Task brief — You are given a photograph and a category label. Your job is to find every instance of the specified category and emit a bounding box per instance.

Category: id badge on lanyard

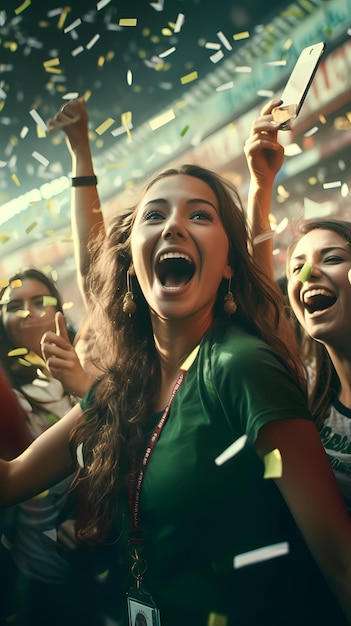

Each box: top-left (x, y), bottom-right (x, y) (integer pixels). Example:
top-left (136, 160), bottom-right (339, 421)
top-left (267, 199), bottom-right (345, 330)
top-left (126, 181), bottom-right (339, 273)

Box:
top-left (127, 586), bottom-right (161, 626)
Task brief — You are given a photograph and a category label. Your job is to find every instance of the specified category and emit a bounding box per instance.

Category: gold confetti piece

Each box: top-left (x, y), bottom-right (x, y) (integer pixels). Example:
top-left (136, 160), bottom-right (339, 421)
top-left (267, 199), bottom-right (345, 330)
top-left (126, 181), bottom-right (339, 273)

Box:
top-left (0, 235), bottom-right (10, 243)
top-left (43, 57), bottom-right (60, 67)
top-left (233, 31), bottom-right (250, 40)
top-left (118, 18), bottom-right (137, 26)
top-left (11, 279), bottom-right (22, 289)
top-left (57, 7), bottom-right (71, 29)
top-left (34, 490), bottom-right (49, 499)
top-left (8, 348), bottom-right (28, 357)
top-left (149, 109), bottom-right (175, 130)
top-left (263, 448), bottom-right (282, 479)
top-left (180, 124), bottom-right (189, 137)
top-left (16, 310), bottom-right (30, 319)
top-left (25, 222), bottom-right (38, 234)
top-left (95, 117), bottom-right (115, 135)
top-left (297, 261), bottom-right (312, 283)
top-left (44, 67), bottom-right (62, 75)
top-left (180, 345), bottom-right (200, 371)
top-left (42, 296), bottom-right (58, 307)
top-left (208, 614), bottom-right (227, 626)
top-left (62, 301), bottom-right (74, 310)
top-left (96, 569), bottom-right (109, 582)
top-left (24, 352), bottom-right (47, 368)
top-left (37, 126), bottom-right (46, 139)
top-left (0, 278), bottom-right (9, 288)
top-left (77, 442), bottom-right (84, 468)
top-left (18, 357), bottom-right (31, 366)
top-left (234, 542), bottom-right (289, 569)
top-left (180, 71), bottom-right (198, 85)
top-left (121, 111), bottom-right (132, 140)
top-left (319, 114), bottom-right (327, 124)
top-left (14, 0), bottom-right (31, 15)
top-left (215, 434), bottom-right (247, 466)
top-left (11, 174), bottom-right (20, 186)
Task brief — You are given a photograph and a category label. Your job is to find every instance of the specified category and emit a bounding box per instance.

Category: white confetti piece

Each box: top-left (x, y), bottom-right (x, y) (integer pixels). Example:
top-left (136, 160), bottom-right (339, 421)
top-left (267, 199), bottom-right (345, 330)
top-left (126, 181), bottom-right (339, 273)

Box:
top-left (257, 89), bottom-right (274, 98)
top-left (149, 109), bottom-right (175, 130)
top-left (323, 180), bottom-right (342, 189)
top-left (32, 151), bottom-right (49, 167)
top-left (86, 34), bottom-right (101, 50)
top-left (303, 126), bottom-right (319, 137)
top-left (150, 0), bottom-right (164, 10)
top-left (64, 18), bottom-right (82, 33)
top-left (77, 442), bottom-right (84, 468)
top-left (20, 126), bottom-right (29, 138)
top-left (210, 50), bottom-right (224, 64)
top-left (235, 66), bottom-right (252, 73)
top-left (42, 528), bottom-right (57, 542)
top-left (234, 542), bottom-right (289, 569)
top-left (253, 230), bottom-right (274, 245)
top-left (205, 42), bottom-right (221, 50)
top-left (217, 31), bottom-right (232, 50)
top-left (173, 12), bottom-right (185, 33)
top-left (215, 434), bottom-right (247, 466)
top-left (62, 92), bottom-right (79, 100)
top-left (111, 122), bottom-right (133, 136)
top-left (127, 69), bottom-right (133, 85)
top-left (284, 143), bottom-right (302, 157)
top-left (97, 0), bottom-right (111, 9)
top-left (72, 46), bottom-right (84, 57)
top-left (29, 109), bottom-right (47, 131)
top-left (348, 269), bottom-right (351, 285)
top-left (158, 46), bottom-right (176, 58)
top-left (216, 81), bottom-right (234, 92)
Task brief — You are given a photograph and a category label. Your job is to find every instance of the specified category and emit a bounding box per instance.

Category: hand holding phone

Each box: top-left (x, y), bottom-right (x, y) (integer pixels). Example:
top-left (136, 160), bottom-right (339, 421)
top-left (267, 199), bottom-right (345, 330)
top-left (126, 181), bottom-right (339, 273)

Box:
top-left (273, 42), bottom-right (326, 130)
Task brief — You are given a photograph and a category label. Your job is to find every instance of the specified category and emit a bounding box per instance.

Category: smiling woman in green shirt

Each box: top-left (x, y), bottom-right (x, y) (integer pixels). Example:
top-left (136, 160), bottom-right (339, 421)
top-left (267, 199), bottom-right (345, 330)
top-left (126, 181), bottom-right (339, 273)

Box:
top-left (1, 164), bottom-right (351, 626)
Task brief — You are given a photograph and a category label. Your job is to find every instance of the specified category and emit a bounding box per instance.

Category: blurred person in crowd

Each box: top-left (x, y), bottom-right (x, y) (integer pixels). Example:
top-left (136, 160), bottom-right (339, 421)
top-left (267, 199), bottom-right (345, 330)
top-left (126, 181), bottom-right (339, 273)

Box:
top-left (0, 267), bottom-right (105, 626)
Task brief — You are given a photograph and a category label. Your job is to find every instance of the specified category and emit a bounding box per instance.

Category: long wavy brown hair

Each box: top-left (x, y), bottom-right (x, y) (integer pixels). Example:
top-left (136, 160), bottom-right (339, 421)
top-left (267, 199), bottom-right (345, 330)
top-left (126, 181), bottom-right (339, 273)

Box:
top-left (70, 164), bottom-right (306, 544)
top-left (286, 218), bottom-right (351, 427)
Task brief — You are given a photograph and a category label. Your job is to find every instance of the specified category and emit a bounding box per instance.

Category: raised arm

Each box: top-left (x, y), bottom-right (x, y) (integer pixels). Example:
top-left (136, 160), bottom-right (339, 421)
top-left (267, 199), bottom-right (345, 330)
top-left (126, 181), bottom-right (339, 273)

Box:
top-left (47, 98), bottom-right (105, 307)
top-left (0, 403), bottom-right (81, 506)
top-left (244, 99), bottom-right (283, 280)
top-left (256, 417), bottom-right (351, 623)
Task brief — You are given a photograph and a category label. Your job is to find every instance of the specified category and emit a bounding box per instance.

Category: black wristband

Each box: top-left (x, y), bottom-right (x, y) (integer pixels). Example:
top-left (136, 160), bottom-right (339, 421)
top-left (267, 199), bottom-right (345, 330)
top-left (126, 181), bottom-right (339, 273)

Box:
top-left (71, 175), bottom-right (98, 187)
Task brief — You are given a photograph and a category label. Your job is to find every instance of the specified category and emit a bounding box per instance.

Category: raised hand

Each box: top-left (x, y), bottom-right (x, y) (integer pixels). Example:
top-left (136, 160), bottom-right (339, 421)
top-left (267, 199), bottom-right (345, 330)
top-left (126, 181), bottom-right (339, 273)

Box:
top-left (41, 312), bottom-right (94, 399)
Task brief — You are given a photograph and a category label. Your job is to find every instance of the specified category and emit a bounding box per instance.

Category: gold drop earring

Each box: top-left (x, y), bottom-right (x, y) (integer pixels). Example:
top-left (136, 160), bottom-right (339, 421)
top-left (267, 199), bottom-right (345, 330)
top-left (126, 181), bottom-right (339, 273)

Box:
top-left (122, 269), bottom-right (137, 316)
top-left (223, 276), bottom-right (237, 316)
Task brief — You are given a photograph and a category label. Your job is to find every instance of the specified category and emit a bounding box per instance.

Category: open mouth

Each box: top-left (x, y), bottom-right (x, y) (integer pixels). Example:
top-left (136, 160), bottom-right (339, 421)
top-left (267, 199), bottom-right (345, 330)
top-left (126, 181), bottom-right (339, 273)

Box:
top-left (156, 252), bottom-right (195, 289)
top-left (303, 288), bottom-right (337, 314)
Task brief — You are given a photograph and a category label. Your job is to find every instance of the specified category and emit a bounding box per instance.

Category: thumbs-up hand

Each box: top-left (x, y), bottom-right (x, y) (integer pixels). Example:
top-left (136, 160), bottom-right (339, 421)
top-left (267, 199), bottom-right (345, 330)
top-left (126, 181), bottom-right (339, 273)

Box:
top-left (41, 312), bottom-right (94, 399)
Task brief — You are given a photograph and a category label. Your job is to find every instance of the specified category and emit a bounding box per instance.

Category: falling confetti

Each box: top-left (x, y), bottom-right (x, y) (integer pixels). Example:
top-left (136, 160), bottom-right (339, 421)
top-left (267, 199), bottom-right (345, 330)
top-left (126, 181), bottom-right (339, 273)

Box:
top-left (234, 542), bottom-right (289, 568)
top-left (149, 109), bottom-right (175, 130)
top-left (180, 71), bottom-right (198, 85)
top-left (263, 448), bottom-right (282, 479)
top-left (77, 442), bottom-right (84, 468)
top-left (215, 435), bottom-right (248, 466)
top-left (297, 261), bottom-right (312, 283)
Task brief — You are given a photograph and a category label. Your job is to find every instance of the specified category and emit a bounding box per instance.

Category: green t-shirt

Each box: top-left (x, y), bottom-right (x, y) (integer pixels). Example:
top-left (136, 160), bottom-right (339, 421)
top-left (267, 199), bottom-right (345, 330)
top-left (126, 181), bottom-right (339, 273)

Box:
top-left (81, 324), bottom-right (346, 626)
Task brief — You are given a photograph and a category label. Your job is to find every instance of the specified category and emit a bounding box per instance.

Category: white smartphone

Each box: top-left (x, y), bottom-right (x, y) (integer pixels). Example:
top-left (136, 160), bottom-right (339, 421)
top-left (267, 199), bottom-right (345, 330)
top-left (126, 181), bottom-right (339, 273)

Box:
top-left (273, 42), bottom-right (326, 130)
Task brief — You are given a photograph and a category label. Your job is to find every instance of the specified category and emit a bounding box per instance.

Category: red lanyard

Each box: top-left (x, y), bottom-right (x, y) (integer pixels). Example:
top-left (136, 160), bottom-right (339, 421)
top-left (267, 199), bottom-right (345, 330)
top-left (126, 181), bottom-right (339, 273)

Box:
top-left (128, 370), bottom-right (186, 544)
